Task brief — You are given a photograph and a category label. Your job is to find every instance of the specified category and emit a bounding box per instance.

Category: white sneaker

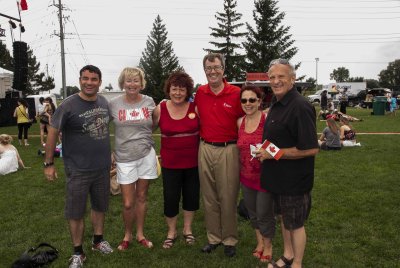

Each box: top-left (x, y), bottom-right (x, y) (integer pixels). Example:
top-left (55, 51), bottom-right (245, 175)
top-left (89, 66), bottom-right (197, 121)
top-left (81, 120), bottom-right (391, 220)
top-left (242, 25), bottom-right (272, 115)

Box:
top-left (69, 254), bottom-right (86, 268)
top-left (92, 240), bottom-right (113, 254)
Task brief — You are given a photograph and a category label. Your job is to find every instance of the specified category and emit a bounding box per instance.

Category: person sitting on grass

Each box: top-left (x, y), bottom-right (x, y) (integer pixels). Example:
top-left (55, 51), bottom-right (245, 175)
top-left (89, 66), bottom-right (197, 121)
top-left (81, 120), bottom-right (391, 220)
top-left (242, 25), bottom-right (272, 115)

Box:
top-left (0, 134), bottom-right (29, 175)
top-left (326, 110), bottom-right (362, 122)
top-left (318, 118), bottom-right (341, 150)
top-left (318, 109), bottom-right (330, 120)
top-left (339, 117), bottom-right (361, 147)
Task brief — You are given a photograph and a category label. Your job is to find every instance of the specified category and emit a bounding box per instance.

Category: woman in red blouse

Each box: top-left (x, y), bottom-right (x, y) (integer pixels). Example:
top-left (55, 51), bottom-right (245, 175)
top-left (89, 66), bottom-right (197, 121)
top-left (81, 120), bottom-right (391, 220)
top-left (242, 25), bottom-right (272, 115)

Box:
top-left (237, 85), bottom-right (275, 263)
top-left (153, 71), bottom-right (200, 249)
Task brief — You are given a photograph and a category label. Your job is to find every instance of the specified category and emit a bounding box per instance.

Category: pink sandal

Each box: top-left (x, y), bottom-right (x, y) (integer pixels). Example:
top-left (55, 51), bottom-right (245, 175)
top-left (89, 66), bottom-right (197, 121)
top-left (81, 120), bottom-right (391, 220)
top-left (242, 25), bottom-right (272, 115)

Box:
top-left (259, 254), bottom-right (272, 263)
top-left (117, 240), bottom-right (130, 251)
top-left (137, 238), bottom-right (153, 248)
top-left (252, 249), bottom-right (263, 259)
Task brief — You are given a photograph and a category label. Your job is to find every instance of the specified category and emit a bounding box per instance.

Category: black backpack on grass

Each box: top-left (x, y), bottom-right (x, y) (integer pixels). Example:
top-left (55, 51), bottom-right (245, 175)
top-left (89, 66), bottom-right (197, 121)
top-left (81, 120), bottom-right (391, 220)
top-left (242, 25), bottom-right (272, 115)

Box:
top-left (11, 243), bottom-right (59, 268)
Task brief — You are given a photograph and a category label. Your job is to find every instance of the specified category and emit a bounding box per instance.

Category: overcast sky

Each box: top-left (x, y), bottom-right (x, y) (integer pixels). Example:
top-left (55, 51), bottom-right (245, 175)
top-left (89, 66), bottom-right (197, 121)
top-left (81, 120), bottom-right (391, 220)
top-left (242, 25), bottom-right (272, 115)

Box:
top-left (1, 0), bottom-right (399, 93)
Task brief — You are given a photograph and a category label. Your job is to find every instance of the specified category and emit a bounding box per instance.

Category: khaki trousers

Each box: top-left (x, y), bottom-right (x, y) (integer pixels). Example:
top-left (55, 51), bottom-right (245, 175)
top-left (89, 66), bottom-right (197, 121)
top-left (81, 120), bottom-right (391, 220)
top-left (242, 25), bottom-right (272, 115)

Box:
top-left (198, 141), bottom-right (240, 246)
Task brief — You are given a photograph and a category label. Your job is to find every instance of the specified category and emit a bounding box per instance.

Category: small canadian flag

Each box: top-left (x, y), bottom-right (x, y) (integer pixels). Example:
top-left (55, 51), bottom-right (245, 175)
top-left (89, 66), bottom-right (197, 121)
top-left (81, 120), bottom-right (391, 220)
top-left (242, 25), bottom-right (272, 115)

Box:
top-left (260, 139), bottom-right (284, 160)
top-left (18, 0), bottom-right (28, 11)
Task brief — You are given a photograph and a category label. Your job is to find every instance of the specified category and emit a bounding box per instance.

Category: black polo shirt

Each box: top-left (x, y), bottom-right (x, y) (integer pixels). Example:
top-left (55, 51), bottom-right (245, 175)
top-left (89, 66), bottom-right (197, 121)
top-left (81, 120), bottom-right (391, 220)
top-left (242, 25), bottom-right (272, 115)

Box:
top-left (261, 88), bottom-right (318, 195)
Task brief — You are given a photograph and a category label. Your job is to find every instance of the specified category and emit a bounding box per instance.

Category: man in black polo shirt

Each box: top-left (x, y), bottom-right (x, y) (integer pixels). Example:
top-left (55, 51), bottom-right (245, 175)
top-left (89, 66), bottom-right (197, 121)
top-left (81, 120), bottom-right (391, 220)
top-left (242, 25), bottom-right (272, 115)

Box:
top-left (256, 59), bottom-right (318, 268)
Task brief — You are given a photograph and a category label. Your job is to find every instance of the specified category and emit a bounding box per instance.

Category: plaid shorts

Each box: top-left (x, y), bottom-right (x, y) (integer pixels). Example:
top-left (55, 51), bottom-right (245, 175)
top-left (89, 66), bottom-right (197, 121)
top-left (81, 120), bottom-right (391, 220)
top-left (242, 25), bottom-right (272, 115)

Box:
top-left (64, 167), bottom-right (110, 219)
top-left (274, 192), bottom-right (311, 230)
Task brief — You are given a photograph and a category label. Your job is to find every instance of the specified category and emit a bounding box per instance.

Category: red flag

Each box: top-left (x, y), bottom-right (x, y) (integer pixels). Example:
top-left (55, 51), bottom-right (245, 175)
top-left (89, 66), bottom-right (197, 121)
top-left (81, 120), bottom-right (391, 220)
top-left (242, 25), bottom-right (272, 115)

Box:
top-left (20, 0), bottom-right (28, 11)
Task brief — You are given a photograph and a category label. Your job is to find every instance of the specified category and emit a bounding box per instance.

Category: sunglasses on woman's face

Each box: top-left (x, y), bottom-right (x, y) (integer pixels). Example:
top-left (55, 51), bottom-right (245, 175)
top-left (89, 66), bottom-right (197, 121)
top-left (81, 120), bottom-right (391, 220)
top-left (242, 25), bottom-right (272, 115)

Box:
top-left (240, 98), bottom-right (258, 104)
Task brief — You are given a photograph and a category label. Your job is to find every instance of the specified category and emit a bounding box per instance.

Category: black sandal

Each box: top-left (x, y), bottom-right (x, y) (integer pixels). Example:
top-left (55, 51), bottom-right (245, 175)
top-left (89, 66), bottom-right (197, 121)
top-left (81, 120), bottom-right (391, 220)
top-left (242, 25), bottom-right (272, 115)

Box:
top-left (270, 255), bottom-right (294, 268)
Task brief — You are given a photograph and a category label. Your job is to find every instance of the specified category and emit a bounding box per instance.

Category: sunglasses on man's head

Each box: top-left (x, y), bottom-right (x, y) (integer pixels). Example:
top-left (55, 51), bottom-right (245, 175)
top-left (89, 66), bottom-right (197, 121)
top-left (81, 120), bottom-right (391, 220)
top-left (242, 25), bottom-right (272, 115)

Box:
top-left (240, 98), bottom-right (258, 104)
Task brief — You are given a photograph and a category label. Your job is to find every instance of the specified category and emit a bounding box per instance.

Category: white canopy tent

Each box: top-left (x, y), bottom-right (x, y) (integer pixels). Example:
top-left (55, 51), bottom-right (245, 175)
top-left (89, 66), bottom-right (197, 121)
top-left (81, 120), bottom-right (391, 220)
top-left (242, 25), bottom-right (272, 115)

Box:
top-left (0, 67), bottom-right (13, 98)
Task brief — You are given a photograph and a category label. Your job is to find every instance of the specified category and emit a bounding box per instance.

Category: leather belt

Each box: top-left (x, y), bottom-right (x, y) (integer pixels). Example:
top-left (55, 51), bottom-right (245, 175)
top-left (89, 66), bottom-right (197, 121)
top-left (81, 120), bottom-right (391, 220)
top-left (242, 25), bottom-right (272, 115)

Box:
top-left (201, 138), bottom-right (237, 147)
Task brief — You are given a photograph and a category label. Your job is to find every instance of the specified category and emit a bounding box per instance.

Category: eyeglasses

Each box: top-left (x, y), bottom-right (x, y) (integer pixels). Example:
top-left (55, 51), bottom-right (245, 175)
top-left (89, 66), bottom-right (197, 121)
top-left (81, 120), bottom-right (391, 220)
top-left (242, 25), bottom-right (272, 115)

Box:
top-left (240, 98), bottom-right (258, 104)
top-left (204, 65), bottom-right (224, 73)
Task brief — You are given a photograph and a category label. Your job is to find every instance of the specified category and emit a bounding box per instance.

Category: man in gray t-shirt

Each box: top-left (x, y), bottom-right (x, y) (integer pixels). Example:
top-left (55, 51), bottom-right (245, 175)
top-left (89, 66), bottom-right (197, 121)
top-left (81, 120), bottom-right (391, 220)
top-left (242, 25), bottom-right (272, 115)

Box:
top-left (44, 65), bottom-right (113, 268)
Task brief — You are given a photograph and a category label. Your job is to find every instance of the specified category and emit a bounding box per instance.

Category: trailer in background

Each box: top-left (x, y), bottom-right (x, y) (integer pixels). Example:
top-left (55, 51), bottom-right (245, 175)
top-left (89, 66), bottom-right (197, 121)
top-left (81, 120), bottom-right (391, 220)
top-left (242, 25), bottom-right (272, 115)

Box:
top-left (322, 82), bottom-right (367, 106)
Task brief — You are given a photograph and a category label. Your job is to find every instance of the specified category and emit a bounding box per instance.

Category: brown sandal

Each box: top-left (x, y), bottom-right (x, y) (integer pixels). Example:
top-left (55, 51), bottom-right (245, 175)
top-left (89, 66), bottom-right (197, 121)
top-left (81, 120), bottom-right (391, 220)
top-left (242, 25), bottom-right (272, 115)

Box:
top-left (183, 233), bottom-right (196, 245)
top-left (162, 237), bottom-right (177, 249)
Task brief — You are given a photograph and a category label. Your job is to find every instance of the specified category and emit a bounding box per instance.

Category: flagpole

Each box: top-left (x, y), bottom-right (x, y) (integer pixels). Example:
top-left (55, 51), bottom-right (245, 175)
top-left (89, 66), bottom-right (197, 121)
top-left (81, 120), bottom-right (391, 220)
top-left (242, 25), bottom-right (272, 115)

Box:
top-left (16, 1), bottom-right (22, 40)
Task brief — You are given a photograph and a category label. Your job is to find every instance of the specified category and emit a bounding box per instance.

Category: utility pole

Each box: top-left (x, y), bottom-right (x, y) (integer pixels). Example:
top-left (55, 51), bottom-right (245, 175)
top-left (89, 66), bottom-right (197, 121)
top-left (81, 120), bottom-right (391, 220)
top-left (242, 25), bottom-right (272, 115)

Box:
top-left (52, 0), bottom-right (67, 99)
top-left (315, 57), bottom-right (319, 90)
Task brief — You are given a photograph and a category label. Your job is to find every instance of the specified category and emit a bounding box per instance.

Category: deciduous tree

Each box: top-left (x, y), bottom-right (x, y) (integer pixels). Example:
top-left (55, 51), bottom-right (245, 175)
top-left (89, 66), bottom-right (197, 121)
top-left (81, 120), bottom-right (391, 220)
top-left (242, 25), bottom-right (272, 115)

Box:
top-left (379, 59), bottom-right (400, 89)
top-left (348, 77), bottom-right (364, 82)
top-left (60, 86), bottom-right (79, 97)
top-left (330, 67), bottom-right (350, 82)
top-left (365, 79), bottom-right (380, 89)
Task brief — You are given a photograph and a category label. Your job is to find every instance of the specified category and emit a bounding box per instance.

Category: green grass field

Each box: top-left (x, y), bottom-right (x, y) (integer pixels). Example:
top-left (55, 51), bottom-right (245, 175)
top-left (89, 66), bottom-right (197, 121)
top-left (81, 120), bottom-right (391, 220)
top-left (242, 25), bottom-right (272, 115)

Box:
top-left (1, 107), bottom-right (399, 267)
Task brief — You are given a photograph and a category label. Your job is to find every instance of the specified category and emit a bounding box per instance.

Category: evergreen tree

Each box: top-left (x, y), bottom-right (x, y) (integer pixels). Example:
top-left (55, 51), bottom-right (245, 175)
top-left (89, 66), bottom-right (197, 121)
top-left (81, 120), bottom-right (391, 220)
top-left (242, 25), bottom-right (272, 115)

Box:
top-left (35, 73), bottom-right (55, 93)
top-left (0, 41), bottom-right (13, 71)
top-left (0, 42), bottom-right (54, 95)
top-left (26, 46), bottom-right (55, 95)
top-left (139, 15), bottom-right (182, 104)
top-left (26, 46), bottom-right (41, 94)
top-left (243, 0), bottom-right (298, 73)
top-left (204, 0), bottom-right (247, 81)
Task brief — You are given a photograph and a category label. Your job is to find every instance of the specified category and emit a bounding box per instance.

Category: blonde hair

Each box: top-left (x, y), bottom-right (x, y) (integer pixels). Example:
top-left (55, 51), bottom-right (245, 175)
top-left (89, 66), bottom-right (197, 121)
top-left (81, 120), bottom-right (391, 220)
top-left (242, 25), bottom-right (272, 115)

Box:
top-left (326, 118), bottom-right (339, 135)
top-left (0, 134), bottom-right (13, 145)
top-left (118, 67), bottom-right (146, 90)
top-left (340, 116), bottom-right (353, 130)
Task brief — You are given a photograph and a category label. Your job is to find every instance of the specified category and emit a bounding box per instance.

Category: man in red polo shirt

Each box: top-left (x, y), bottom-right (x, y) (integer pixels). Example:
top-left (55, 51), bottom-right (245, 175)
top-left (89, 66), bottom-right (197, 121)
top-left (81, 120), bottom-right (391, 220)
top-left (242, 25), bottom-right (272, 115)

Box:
top-left (195, 53), bottom-right (244, 257)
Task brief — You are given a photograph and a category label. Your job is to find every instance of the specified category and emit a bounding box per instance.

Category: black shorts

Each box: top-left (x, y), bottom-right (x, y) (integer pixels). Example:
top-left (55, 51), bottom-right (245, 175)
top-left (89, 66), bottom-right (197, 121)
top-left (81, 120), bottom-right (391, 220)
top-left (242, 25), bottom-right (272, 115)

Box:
top-left (162, 167), bottom-right (200, 218)
top-left (64, 167), bottom-right (110, 219)
top-left (274, 192), bottom-right (311, 230)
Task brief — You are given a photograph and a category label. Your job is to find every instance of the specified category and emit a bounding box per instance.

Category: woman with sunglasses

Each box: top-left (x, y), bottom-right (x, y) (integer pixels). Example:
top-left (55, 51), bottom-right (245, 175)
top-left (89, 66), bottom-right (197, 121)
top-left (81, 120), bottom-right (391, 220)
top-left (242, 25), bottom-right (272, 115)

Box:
top-left (237, 85), bottom-right (275, 263)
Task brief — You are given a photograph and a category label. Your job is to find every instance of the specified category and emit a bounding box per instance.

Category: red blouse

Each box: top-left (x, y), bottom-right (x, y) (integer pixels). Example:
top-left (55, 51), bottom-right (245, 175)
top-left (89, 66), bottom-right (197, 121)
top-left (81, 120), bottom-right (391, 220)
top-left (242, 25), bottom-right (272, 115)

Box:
top-left (159, 101), bottom-right (199, 169)
top-left (237, 113), bottom-right (267, 192)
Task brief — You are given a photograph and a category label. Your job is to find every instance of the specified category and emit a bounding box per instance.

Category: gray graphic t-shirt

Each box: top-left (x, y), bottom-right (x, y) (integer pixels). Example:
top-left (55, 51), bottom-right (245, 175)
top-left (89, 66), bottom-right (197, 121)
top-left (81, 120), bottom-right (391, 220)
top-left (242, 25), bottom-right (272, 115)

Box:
top-left (109, 94), bottom-right (155, 162)
top-left (51, 93), bottom-right (111, 171)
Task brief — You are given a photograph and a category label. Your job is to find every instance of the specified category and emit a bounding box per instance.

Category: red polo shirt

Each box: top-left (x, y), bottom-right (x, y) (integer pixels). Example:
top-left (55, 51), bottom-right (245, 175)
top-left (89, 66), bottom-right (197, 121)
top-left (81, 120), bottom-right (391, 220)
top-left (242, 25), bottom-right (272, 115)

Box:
top-left (195, 80), bottom-right (244, 142)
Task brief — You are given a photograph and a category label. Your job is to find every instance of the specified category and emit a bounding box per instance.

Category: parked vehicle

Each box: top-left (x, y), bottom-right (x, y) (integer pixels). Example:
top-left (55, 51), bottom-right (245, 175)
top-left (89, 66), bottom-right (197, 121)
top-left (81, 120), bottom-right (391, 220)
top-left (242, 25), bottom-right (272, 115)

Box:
top-left (307, 89), bottom-right (333, 103)
top-left (322, 82), bottom-right (367, 107)
top-left (360, 88), bottom-right (391, 108)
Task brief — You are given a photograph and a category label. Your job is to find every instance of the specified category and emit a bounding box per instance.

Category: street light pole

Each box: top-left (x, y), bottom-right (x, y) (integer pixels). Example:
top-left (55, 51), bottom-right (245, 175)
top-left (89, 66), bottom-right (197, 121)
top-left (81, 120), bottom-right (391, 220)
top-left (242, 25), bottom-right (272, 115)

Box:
top-left (315, 57), bottom-right (319, 90)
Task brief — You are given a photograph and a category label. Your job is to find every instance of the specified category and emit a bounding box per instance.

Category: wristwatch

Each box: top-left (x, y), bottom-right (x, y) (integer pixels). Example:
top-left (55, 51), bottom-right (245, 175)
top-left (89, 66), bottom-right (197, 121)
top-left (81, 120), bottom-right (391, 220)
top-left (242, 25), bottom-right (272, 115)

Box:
top-left (43, 162), bottom-right (54, 168)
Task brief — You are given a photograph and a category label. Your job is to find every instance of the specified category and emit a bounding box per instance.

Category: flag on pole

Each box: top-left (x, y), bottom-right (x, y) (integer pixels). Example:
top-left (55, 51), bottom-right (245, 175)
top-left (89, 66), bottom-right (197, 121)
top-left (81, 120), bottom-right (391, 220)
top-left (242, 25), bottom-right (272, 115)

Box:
top-left (260, 139), bottom-right (284, 160)
top-left (18, 0), bottom-right (28, 11)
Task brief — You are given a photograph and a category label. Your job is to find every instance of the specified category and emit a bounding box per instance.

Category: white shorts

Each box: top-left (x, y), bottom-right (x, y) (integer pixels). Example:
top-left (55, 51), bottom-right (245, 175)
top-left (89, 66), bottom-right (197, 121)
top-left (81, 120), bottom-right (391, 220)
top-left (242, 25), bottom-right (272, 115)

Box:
top-left (116, 147), bottom-right (158, 184)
